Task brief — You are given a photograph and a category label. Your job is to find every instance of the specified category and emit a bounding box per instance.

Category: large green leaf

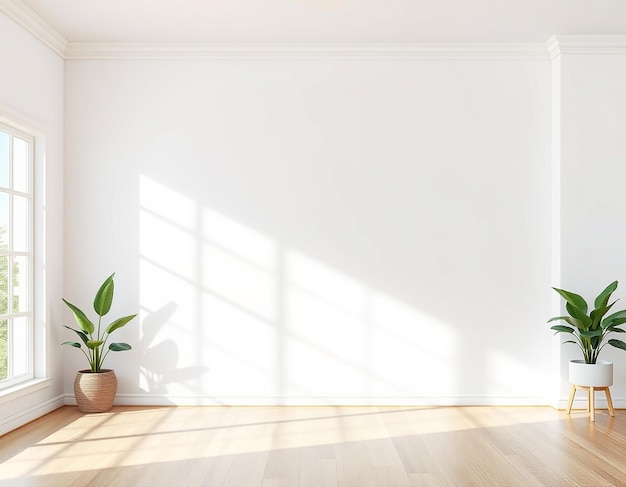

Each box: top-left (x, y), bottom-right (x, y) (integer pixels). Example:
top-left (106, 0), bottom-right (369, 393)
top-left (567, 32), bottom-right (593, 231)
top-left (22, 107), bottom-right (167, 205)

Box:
top-left (550, 325), bottom-right (574, 333)
top-left (566, 303), bottom-right (591, 328)
top-left (590, 301), bottom-right (615, 329)
top-left (109, 342), bottom-right (131, 351)
top-left (63, 325), bottom-right (89, 346)
top-left (606, 317), bottom-right (626, 327)
top-left (553, 287), bottom-right (588, 314)
top-left (62, 299), bottom-right (95, 334)
top-left (607, 326), bottom-right (626, 333)
top-left (594, 281), bottom-right (618, 309)
top-left (608, 339), bottom-right (626, 351)
top-left (62, 341), bottom-right (82, 348)
top-left (93, 273), bottom-right (115, 317)
top-left (86, 340), bottom-right (104, 349)
top-left (601, 310), bottom-right (626, 328)
top-left (548, 316), bottom-right (576, 326)
top-left (579, 328), bottom-right (602, 338)
top-left (105, 314), bottom-right (137, 334)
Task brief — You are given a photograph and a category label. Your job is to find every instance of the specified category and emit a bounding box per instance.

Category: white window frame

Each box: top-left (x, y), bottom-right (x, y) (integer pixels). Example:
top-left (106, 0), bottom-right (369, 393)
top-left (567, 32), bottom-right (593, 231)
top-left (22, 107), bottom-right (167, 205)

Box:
top-left (0, 120), bottom-right (34, 390)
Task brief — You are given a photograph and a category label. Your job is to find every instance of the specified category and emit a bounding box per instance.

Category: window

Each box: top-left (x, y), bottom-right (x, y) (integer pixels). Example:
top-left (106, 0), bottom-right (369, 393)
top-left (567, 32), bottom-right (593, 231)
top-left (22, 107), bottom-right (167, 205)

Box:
top-left (0, 121), bottom-right (33, 389)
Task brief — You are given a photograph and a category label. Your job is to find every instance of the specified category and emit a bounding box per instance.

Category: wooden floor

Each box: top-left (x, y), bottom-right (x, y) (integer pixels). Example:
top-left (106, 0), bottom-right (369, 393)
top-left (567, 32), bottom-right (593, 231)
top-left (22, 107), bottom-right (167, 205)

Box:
top-left (0, 406), bottom-right (625, 486)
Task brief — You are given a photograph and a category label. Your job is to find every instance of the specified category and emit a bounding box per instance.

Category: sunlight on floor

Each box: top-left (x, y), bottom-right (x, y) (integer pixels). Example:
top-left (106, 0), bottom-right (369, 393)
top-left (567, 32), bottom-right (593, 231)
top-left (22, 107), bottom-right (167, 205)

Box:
top-left (0, 406), bottom-right (570, 480)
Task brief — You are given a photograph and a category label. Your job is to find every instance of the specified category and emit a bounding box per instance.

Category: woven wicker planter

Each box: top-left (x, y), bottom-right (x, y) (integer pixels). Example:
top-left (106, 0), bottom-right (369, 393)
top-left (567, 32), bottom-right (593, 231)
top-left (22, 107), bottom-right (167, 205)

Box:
top-left (74, 369), bottom-right (118, 413)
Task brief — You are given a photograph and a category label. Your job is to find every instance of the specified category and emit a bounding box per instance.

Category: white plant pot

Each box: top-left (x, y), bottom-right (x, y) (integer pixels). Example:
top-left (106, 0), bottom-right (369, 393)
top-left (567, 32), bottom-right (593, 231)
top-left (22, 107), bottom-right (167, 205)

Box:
top-left (569, 360), bottom-right (613, 387)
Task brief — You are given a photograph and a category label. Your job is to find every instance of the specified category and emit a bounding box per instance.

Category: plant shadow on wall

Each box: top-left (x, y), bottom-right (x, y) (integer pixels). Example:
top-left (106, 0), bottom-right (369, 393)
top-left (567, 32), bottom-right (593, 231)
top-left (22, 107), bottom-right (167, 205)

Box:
top-left (138, 301), bottom-right (210, 396)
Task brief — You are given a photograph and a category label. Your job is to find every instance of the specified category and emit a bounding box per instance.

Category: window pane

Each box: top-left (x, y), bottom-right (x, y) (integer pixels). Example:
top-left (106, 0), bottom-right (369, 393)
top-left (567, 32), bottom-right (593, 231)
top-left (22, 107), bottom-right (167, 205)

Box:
top-left (0, 319), bottom-right (6, 380)
top-left (13, 136), bottom-right (29, 193)
top-left (12, 317), bottom-right (27, 376)
top-left (12, 256), bottom-right (28, 313)
top-left (12, 195), bottom-right (28, 252)
top-left (0, 121), bottom-right (33, 389)
top-left (0, 192), bottom-right (7, 251)
top-left (0, 131), bottom-right (8, 189)
top-left (0, 255), bottom-right (7, 315)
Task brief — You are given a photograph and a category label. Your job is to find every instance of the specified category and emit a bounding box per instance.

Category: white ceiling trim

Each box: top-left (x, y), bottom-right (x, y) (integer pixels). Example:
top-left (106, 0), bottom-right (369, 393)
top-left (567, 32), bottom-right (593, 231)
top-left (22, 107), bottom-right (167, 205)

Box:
top-left (547, 35), bottom-right (626, 59)
top-left (0, 0), bottom-right (66, 57)
top-left (3, 0), bottom-right (626, 62)
top-left (0, 0), bottom-right (549, 61)
top-left (64, 42), bottom-right (550, 60)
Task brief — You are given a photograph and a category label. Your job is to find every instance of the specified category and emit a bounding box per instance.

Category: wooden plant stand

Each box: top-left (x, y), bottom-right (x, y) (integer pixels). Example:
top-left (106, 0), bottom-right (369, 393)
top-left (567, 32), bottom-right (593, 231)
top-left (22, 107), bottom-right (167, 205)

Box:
top-left (566, 384), bottom-right (615, 422)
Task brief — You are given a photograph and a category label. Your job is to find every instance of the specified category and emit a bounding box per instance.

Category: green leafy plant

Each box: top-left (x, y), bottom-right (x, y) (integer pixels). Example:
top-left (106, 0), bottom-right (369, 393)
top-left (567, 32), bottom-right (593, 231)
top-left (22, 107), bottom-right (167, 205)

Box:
top-left (62, 273), bottom-right (137, 373)
top-left (549, 281), bottom-right (626, 364)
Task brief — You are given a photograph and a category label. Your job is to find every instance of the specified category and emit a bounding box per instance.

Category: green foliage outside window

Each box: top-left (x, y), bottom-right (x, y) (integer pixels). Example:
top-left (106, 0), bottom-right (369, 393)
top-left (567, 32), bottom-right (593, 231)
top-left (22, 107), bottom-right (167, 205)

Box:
top-left (0, 225), bottom-right (6, 379)
top-left (0, 226), bottom-right (19, 380)
top-left (0, 321), bottom-right (6, 380)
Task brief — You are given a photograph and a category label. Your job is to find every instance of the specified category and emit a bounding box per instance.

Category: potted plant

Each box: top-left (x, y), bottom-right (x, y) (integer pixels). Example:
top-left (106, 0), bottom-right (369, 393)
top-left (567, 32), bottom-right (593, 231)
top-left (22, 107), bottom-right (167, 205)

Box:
top-left (62, 273), bottom-right (137, 412)
top-left (549, 280), bottom-right (626, 366)
top-left (549, 281), bottom-right (626, 419)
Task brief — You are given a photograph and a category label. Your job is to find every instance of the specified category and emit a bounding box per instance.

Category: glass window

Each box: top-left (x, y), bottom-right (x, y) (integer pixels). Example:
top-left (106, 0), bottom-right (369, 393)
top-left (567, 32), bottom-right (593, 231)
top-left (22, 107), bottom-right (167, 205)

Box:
top-left (0, 122), bottom-right (33, 388)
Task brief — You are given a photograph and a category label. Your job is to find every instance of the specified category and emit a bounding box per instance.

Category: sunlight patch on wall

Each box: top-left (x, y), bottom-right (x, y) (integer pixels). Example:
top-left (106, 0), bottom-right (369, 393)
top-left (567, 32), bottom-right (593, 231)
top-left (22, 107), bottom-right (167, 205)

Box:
top-left (285, 251), bottom-right (368, 395)
top-left (138, 174), bottom-right (466, 402)
top-left (139, 176), bottom-right (205, 395)
top-left (201, 207), bottom-right (278, 322)
top-left (200, 206), bottom-right (279, 395)
top-left (369, 292), bottom-right (458, 396)
top-left (284, 251), bottom-right (458, 397)
top-left (140, 177), bottom-right (197, 279)
top-left (139, 175), bottom-right (279, 398)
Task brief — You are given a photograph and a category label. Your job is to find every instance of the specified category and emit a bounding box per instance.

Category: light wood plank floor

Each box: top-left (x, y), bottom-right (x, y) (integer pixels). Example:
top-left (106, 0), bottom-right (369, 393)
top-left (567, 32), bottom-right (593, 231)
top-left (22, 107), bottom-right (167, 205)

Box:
top-left (0, 405), bottom-right (624, 486)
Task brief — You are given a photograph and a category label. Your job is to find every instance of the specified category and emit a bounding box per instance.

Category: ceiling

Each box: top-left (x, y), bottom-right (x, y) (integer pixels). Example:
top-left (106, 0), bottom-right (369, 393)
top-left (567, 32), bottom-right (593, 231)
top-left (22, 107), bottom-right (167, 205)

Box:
top-left (15, 0), bottom-right (626, 45)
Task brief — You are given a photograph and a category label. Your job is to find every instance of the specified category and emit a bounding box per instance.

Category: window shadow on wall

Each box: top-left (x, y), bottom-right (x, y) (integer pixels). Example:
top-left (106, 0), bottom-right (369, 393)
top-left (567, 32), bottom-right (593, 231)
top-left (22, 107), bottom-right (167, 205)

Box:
top-left (138, 175), bottom-right (462, 403)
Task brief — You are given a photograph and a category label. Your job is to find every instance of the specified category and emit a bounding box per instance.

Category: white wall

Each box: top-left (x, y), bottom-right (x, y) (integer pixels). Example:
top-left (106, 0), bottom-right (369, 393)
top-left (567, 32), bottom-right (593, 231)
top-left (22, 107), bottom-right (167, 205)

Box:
top-left (0, 12), bottom-right (65, 433)
top-left (2, 3), bottom-right (625, 425)
top-left (64, 55), bottom-right (552, 405)
top-left (555, 47), bottom-right (626, 404)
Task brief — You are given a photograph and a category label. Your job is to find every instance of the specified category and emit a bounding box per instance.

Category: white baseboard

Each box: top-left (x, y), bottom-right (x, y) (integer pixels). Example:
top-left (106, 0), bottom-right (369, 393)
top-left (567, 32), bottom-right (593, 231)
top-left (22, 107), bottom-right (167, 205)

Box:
top-left (0, 395), bottom-right (65, 436)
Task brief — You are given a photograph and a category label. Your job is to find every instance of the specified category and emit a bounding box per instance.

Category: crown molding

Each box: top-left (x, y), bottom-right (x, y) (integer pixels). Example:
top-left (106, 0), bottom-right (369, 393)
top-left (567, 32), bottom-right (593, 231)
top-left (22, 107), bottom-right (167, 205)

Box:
top-left (0, 103), bottom-right (44, 134)
top-left (0, 0), bottom-right (67, 57)
top-left (547, 35), bottom-right (626, 59)
top-left (2, 2), bottom-right (625, 63)
top-left (64, 42), bottom-right (550, 60)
